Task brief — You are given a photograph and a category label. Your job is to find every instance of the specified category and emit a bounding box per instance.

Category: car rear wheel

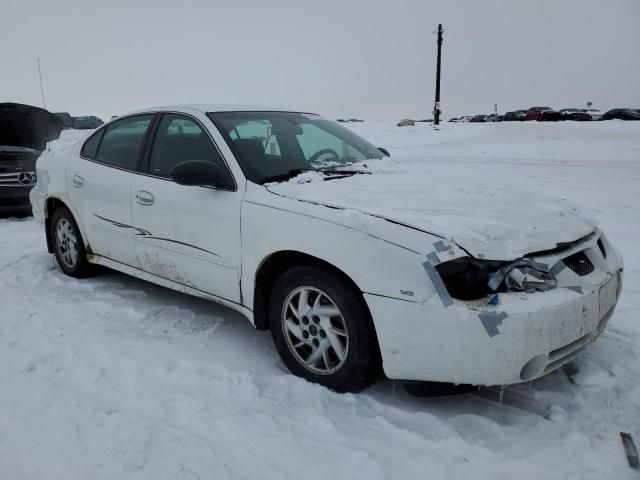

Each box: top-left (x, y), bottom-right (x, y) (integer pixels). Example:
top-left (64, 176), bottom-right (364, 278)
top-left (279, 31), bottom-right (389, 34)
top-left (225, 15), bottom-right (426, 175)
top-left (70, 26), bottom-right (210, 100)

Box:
top-left (51, 206), bottom-right (94, 278)
top-left (269, 265), bottom-right (379, 392)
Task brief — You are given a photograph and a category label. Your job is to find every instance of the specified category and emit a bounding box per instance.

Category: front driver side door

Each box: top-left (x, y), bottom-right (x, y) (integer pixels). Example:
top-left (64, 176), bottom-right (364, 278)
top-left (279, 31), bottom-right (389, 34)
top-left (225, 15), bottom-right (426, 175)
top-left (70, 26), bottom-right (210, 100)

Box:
top-left (131, 112), bottom-right (243, 303)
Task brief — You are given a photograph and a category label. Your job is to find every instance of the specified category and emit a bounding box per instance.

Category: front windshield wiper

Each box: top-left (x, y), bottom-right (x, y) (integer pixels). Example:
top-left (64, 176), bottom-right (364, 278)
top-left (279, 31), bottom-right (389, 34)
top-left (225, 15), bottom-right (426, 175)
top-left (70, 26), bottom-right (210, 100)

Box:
top-left (261, 168), bottom-right (369, 184)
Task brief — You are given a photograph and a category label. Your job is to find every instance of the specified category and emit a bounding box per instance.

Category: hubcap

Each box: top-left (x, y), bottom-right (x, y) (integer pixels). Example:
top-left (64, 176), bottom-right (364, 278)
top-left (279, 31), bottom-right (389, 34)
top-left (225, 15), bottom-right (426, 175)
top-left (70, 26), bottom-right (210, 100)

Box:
top-left (55, 218), bottom-right (79, 269)
top-left (282, 286), bottom-right (349, 375)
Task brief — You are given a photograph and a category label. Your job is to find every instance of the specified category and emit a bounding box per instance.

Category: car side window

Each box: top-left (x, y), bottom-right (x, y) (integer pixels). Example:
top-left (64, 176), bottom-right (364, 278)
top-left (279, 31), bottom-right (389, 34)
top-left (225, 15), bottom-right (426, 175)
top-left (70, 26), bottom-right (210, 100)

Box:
top-left (148, 114), bottom-right (227, 177)
top-left (94, 115), bottom-right (153, 170)
top-left (81, 130), bottom-right (103, 159)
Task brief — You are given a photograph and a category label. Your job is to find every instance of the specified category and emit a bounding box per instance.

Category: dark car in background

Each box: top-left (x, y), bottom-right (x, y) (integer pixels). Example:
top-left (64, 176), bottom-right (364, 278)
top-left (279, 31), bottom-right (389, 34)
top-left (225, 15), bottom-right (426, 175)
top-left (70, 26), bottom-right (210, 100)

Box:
top-left (559, 109), bottom-right (592, 121)
top-left (53, 112), bottom-right (76, 129)
top-left (470, 114), bottom-right (488, 122)
top-left (504, 110), bottom-right (527, 121)
top-left (0, 103), bottom-right (62, 214)
top-left (602, 108), bottom-right (640, 120)
top-left (73, 115), bottom-right (104, 129)
top-left (526, 106), bottom-right (561, 121)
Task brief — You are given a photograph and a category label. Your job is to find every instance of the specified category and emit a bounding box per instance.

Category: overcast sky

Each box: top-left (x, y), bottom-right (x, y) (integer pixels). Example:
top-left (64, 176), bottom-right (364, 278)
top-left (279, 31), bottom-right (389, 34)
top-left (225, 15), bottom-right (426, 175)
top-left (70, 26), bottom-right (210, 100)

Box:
top-left (1, 0), bottom-right (639, 120)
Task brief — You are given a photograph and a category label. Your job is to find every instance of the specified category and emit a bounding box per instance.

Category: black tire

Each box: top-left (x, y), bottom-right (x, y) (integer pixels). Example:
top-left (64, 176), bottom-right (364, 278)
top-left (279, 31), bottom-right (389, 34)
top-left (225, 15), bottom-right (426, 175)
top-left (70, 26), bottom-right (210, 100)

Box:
top-left (50, 206), bottom-right (95, 278)
top-left (269, 265), bottom-right (380, 392)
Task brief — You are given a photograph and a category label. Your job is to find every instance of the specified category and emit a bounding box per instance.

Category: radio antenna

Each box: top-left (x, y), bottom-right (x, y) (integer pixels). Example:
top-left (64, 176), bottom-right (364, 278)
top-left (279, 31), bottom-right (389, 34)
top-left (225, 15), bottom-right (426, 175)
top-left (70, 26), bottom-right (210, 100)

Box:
top-left (37, 58), bottom-right (47, 109)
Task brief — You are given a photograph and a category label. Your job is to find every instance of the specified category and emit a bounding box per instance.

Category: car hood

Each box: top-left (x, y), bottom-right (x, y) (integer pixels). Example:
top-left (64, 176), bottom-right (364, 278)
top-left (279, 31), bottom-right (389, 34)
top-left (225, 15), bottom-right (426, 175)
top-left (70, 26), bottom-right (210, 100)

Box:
top-left (0, 103), bottom-right (63, 151)
top-left (266, 168), bottom-right (597, 261)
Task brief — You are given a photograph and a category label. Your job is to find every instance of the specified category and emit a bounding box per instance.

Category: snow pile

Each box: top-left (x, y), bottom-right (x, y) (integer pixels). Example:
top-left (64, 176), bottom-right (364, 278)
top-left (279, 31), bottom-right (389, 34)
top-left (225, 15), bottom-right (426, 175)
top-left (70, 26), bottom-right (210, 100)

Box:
top-left (1, 121), bottom-right (639, 479)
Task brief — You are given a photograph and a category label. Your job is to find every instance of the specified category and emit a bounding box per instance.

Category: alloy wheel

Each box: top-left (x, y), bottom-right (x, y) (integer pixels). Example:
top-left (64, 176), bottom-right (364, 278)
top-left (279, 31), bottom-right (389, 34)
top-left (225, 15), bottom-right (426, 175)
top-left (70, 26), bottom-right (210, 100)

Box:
top-left (55, 218), bottom-right (79, 269)
top-left (281, 286), bottom-right (349, 375)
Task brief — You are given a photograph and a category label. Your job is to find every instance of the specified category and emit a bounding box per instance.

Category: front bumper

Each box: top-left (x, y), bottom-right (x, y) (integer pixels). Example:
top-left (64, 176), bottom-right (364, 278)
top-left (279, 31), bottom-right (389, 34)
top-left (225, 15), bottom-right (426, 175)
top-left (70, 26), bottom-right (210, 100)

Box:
top-left (365, 232), bottom-right (623, 386)
top-left (0, 185), bottom-right (33, 212)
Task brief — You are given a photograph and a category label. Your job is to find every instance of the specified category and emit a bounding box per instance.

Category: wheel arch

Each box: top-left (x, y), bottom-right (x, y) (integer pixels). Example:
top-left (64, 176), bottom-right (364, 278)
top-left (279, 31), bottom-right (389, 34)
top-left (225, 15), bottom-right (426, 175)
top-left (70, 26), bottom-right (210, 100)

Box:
top-left (252, 250), bottom-right (373, 332)
top-left (45, 196), bottom-right (91, 254)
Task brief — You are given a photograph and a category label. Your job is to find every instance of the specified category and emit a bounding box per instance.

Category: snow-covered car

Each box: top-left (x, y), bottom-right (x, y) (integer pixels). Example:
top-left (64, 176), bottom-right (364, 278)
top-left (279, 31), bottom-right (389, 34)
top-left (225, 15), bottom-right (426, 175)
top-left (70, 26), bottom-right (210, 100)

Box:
top-left (0, 103), bottom-right (62, 214)
top-left (585, 109), bottom-right (603, 121)
top-left (30, 105), bottom-right (624, 392)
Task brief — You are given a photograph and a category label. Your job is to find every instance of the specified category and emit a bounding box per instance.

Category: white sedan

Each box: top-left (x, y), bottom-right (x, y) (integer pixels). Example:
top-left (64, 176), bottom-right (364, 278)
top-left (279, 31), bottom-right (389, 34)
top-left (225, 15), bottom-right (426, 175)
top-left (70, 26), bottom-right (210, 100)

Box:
top-left (30, 104), bottom-right (623, 392)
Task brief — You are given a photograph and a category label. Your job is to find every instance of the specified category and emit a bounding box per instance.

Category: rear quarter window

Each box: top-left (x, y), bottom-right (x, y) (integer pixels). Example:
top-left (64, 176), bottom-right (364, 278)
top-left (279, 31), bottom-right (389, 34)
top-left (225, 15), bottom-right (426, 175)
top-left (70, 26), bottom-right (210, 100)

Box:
top-left (81, 130), bottom-right (103, 158)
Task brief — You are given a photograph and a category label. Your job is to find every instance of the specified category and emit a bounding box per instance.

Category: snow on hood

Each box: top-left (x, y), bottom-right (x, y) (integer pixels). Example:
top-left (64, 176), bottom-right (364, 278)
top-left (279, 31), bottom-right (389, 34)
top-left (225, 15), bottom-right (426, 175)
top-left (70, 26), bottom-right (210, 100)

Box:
top-left (0, 103), bottom-right (63, 151)
top-left (267, 160), bottom-right (597, 260)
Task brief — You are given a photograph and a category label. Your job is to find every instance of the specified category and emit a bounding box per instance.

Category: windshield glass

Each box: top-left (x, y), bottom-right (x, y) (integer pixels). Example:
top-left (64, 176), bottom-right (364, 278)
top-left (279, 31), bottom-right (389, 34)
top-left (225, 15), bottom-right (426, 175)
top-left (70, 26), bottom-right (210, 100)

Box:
top-left (208, 111), bottom-right (384, 183)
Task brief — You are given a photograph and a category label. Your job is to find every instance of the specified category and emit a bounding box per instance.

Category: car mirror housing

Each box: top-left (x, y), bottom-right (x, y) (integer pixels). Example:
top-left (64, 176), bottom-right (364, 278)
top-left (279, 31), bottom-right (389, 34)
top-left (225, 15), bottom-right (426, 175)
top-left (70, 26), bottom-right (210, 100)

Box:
top-left (170, 160), bottom-right (234, 190)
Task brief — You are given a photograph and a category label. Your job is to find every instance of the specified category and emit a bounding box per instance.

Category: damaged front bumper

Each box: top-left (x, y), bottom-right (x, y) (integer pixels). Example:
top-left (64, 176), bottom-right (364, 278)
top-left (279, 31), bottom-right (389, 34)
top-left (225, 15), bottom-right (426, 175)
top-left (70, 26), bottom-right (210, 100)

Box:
top-left (364, 231), bottom-right (623, 386)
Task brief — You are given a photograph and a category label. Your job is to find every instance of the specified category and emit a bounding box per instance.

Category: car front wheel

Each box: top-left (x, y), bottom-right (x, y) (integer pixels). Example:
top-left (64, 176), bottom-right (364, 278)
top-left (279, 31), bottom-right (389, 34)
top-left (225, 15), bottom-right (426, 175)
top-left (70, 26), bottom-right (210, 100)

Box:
top-left (269, 265), bottom-right (379, 392)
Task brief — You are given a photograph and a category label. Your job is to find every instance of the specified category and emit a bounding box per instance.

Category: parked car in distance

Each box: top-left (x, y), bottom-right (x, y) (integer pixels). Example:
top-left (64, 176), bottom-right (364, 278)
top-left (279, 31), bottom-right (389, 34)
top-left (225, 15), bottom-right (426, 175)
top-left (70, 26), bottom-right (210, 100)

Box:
top-left (73, 115), bottom-right (104, 129)
top-left (53, 112), bottom-right (76, 129)
top-left (470, 114), bottom-right (487, 122)
top-left (602, 108), bottom-right (640, 120)
top-left (504, 110), bottom-right (527, 121)
top-left (0, 103), bottom-right (62, 214)
top-left (559, 109), bottom-right (592, 121)
top-left (397, 119), bottom-right (415, 127)
top-left (526, 107), bottom-right (561, 121)
top-left (30, 104), bottom-right (623, 392)
top-left (484, 114), bottom-right (504, 122)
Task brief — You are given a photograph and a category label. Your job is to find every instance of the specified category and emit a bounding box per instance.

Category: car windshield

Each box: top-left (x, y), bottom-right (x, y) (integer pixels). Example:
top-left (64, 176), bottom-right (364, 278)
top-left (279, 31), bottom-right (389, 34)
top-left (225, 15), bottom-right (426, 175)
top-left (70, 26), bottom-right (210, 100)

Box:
top-left (208, 111), bottom-right (384, 183)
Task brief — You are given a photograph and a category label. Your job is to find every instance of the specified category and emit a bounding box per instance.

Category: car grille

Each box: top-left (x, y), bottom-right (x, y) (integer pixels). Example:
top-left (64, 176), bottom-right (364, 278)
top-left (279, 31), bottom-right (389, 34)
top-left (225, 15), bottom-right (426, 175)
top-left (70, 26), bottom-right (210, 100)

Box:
top-left (563, 251), bottom-right (594, 276)
top-left (0, 172), bottom-right (36, 187)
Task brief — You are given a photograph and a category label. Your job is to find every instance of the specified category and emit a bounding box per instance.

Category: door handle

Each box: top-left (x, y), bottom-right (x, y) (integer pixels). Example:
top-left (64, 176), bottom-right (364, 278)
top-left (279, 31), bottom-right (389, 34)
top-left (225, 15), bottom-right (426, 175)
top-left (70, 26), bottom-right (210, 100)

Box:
top-left (135, 190), bottom-right (154, 206)
top-left (72, 175), bottom-right (84, 188)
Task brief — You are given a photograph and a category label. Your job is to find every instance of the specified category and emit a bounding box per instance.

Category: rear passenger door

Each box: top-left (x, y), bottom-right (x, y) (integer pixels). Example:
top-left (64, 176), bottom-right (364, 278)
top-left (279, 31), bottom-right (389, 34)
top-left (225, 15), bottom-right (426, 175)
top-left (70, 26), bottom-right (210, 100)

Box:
top-left (131, 112), bottom-right (243, 302)
top-left (68, 114), bottom-right (155, 266)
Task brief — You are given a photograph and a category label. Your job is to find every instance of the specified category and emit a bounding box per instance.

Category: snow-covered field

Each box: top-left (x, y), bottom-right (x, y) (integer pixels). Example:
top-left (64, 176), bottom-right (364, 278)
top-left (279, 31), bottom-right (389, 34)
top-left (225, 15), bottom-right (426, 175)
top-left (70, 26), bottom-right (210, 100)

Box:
top-left (1, 121), bottom-right (639, 479)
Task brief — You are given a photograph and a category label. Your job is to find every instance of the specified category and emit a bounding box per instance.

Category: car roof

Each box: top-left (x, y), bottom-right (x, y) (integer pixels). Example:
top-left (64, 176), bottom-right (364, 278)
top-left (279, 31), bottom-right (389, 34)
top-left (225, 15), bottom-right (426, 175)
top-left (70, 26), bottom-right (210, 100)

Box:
top-left (126, 104), bottom-right (308, 115)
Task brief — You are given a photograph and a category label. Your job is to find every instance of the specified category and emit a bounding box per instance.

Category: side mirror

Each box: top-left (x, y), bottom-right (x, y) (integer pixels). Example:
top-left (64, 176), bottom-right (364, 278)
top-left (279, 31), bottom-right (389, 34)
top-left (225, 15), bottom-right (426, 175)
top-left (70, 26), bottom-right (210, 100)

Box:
top-left (170, 160), bottom-right (235, 190)
top-left (378, 147), bottom-right (390, 157)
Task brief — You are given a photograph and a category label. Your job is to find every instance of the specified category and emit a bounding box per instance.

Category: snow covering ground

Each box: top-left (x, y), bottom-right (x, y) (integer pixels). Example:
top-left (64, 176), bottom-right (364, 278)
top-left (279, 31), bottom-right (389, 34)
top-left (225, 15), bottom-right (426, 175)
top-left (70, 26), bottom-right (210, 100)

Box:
top-left (1, 121), bottom-right (639, 479)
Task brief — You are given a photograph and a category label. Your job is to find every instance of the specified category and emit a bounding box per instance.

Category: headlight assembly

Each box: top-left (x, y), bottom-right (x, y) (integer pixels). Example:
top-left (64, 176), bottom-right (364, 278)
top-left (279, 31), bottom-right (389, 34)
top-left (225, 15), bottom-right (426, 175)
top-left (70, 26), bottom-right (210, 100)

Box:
top-left (436, 257), bottom-right (507, 300)
top-left (436, 256), bottom-right (557, 300)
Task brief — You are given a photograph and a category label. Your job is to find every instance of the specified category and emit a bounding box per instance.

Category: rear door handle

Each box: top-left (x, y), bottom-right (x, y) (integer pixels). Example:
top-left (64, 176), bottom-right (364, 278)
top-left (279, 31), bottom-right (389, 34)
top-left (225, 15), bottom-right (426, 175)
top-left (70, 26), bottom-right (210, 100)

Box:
top-left (135, 190), bottom-right (154, 206)
top-left (72, 175), bottom-right (84, 188)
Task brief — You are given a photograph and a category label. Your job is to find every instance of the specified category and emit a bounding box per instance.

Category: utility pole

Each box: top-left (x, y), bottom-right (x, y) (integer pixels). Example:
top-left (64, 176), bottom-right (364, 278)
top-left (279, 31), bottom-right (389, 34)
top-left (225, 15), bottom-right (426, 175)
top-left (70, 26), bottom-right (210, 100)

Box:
top-left (37, 58), bottom-right (46, 109)
top-left (433, 24), bottom-right (443, 126)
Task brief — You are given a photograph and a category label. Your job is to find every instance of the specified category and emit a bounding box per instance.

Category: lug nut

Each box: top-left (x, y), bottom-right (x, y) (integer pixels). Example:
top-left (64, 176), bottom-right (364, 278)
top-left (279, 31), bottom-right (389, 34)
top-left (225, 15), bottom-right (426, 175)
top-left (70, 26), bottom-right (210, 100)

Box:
top-left (302, 331), bottom-right (309, 339)
top-left (301, 316), bottom-right (309, 325)
top-left (319, 329), bottom-right (326, 338)
top-left (312, 316), bottom-right (320, 324)
top-left (312, 338), bottom-right (320, 347)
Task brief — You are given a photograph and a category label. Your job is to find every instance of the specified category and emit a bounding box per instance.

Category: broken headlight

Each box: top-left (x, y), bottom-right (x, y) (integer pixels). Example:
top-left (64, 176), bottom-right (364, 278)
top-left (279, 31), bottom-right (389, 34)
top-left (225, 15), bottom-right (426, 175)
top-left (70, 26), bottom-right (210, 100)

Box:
top-left (436, 257), bottom-right (507, 300)
top-left (436, 257), bottom-right (557, 300)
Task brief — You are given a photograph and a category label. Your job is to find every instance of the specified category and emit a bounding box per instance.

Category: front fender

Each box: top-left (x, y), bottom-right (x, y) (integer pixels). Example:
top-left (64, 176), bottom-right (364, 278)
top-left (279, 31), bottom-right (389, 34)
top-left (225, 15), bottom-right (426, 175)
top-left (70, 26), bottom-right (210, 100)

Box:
top-left (241, 199), bottom-right (441, 309)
